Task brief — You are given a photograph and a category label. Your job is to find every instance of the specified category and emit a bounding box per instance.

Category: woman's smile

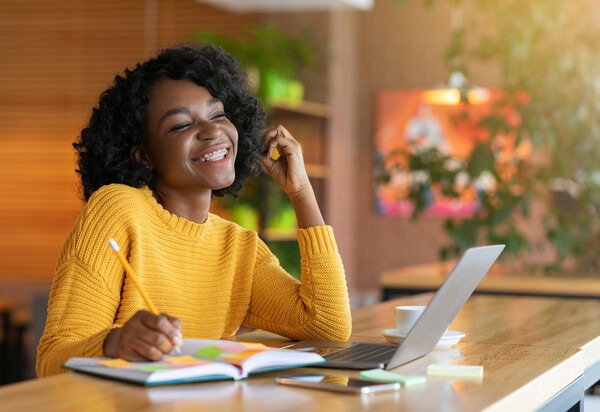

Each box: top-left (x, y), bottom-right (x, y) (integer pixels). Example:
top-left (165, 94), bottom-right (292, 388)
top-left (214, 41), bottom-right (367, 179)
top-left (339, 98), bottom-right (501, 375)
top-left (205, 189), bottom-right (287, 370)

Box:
top-left (196, 147), bottom-right (229, 162)
top-left (192, 144), bottom-right (231, 163)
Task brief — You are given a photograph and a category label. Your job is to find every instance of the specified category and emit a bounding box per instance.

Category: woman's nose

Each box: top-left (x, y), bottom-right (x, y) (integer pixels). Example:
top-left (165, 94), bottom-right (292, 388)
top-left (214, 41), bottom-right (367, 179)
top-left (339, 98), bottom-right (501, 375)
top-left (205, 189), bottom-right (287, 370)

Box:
top-left (195, 121), bottom-right (221, 140)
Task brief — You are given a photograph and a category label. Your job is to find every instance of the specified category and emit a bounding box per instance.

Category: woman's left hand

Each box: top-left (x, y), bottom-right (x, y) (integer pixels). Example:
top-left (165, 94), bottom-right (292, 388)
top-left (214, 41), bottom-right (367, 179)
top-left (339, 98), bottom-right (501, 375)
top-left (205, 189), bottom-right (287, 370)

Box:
top-left (260, 125), bottom-right (311, 198)
top-left (259, 125), bottom-right (325, 228)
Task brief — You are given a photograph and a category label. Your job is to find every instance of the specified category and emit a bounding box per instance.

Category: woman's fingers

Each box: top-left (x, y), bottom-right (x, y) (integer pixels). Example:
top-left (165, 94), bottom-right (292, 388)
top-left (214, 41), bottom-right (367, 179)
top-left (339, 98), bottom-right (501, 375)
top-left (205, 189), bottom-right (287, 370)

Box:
top-left (110, 310), bottom-right (182, 361)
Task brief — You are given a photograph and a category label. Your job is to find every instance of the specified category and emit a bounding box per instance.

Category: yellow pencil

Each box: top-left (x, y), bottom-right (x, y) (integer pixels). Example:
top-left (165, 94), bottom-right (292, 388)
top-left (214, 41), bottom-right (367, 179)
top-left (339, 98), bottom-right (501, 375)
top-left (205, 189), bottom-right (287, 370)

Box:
top-left (108, 238), bottom-right (182, 354)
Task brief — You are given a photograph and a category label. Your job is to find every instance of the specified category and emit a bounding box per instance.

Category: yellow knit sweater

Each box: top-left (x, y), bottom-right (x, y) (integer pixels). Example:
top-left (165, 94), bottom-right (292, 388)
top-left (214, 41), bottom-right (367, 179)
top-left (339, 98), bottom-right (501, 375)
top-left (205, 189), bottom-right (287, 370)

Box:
top-left (37, 184), bottom-right (351, 377)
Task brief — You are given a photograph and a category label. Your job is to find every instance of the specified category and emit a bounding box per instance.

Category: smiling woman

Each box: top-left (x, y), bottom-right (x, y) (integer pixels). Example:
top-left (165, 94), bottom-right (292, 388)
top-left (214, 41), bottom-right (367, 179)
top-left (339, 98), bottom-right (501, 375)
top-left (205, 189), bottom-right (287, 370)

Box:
top-left (131, 79), bottom-right (239, 222)
top-left (36, 44), bottom-right (351, 378)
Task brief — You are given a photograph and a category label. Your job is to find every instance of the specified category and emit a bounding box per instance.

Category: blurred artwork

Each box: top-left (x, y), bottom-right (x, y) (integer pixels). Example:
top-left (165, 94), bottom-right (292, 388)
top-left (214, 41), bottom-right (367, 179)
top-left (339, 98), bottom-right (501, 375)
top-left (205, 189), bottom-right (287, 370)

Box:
top-left (373, 88), bottom-right (520, 218)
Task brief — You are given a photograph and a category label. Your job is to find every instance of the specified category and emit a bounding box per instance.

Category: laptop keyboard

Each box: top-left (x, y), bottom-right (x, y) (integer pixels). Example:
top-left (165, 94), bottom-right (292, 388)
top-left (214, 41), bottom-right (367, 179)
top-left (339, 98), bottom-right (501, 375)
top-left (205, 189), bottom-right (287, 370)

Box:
top-left (322, 343), bottom-right (398, 362)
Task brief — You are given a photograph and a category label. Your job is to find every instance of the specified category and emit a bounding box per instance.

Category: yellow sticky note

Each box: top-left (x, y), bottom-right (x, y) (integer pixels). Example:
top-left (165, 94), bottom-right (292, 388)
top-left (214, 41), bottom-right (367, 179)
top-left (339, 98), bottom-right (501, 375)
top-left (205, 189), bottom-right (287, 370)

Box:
top-left (100, 358), bottom-right (133, 368)
top-left (166, 355), bottom-right (206, 365)
top-left (238, 342), bottom-right (267, 349)
top-left (224, 349), bottom-right (265, 363)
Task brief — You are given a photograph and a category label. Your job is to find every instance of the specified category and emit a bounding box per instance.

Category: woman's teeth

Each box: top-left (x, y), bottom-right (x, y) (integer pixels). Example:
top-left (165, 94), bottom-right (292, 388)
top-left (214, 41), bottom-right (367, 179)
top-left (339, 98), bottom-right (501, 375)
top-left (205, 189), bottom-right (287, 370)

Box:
top-left (201, 148), bottom-right (227, 162)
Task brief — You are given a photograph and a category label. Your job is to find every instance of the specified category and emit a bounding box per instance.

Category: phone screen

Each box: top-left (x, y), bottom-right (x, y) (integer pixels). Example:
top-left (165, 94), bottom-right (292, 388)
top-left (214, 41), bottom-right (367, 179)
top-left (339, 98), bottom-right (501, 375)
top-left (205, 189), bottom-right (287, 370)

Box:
top-left (276, 374), bottom-right (401, 394)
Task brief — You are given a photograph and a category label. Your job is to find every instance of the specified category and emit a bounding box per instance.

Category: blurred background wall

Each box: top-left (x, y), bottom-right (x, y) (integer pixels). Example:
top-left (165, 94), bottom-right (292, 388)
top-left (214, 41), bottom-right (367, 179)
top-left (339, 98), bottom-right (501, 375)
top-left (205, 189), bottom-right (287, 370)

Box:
top-left (1, 0), bottom-right (488, 310)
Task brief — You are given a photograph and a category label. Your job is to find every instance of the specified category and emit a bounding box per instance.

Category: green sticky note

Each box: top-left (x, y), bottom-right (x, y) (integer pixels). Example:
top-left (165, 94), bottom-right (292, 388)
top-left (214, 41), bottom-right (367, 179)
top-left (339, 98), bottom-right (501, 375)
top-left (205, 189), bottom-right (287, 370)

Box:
top-left (138, 364), bottom-right (170, 372)
top-left (359, 368), bottom-right (426, 387)
top-left (196, 345), bottom-right (224, 360)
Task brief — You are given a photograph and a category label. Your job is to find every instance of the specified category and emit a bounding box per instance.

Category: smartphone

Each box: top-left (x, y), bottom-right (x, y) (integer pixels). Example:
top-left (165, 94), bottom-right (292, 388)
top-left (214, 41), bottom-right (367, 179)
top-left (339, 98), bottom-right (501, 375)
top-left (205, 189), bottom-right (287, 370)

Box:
top-left (276, 374), bottom-right (401, 394)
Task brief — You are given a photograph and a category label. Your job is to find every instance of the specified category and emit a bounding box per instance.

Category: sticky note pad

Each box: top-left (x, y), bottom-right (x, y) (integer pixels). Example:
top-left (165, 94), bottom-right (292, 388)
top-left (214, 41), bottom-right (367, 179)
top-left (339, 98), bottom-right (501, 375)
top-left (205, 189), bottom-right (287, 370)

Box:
top-left (99, 358), bottom-right (133, 368)
top-left (196, 345), bottom-right (224, 360)
top-left (426, 364), bottom-right (483, 379)
top-left (224, 349), bottom-right (265, 363)
top-left (238, 342), bottom-right (267, 349)
top-left (165, 355), bottom-right (206, 365)
top-left (359, 368), bottom-right (426, 387)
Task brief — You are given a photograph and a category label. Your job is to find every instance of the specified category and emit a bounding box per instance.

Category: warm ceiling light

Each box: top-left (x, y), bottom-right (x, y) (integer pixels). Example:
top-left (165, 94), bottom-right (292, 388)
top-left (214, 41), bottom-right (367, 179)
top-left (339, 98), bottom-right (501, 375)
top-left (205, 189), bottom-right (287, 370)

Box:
top-left (422, 71), bottom-right (491, 106)
top-left (196, 0), bottom-right (373, 12)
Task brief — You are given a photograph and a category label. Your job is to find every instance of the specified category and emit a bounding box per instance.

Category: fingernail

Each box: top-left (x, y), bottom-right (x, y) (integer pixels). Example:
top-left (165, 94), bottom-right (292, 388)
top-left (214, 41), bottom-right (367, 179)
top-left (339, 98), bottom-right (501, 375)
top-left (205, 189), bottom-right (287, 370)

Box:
top-left (172, 335), bottom-right (183, 346)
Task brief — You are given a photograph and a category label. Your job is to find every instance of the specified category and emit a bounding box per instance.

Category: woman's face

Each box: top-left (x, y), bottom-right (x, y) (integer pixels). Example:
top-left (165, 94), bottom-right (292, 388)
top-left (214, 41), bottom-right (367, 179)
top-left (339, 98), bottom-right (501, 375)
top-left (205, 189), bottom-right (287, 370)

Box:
top-left (139, 78), bottom-right (239, 195)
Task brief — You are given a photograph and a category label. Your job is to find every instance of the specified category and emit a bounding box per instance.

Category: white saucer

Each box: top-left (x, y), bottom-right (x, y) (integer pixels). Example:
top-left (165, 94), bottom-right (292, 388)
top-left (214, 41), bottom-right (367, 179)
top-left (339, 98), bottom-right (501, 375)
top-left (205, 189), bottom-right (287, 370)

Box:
top-left (380, 329), bottom-right (466, 347)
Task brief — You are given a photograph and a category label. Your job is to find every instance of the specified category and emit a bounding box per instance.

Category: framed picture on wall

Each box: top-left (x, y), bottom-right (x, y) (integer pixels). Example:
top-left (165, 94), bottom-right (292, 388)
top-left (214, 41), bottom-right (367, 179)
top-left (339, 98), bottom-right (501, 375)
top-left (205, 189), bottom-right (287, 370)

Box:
top-left (373, 88), bottom-right (514, 219)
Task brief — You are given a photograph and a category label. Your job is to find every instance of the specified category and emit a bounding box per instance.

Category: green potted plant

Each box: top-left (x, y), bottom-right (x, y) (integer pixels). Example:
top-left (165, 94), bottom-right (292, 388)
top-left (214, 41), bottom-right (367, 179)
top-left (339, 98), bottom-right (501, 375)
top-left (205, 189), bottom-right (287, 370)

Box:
top-left (194, 24), bottom-right (317, 106)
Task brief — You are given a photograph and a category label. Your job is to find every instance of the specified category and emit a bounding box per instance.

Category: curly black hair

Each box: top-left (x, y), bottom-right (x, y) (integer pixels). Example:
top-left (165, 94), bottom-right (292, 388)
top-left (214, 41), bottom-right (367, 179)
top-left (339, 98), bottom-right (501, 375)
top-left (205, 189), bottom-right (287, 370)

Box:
top-left (74, 43), bottom-right (267, 201)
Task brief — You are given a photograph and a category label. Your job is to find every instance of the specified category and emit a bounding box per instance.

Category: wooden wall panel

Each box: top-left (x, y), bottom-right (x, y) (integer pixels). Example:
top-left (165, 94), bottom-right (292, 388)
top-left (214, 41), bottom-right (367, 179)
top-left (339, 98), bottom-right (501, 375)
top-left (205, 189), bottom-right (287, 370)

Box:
top-left (0, 0), bottom-right (260, 283)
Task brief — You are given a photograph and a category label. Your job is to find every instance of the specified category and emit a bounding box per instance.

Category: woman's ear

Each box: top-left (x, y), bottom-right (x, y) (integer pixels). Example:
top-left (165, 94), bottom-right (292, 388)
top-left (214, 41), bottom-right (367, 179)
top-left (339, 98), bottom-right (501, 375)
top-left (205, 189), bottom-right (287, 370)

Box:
top-left (131, 145), bottom-right (152, 169)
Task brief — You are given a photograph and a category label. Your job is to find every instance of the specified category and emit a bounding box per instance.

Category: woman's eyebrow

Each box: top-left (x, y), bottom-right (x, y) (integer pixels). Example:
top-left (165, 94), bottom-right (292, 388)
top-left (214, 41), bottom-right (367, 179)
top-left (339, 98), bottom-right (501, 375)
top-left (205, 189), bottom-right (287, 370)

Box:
top-left (159, 106), bottom-right (190, 124)
top-left (159, 98), bottom-right (223, 124)
top-left (207, 97), bottom-right (221, 106)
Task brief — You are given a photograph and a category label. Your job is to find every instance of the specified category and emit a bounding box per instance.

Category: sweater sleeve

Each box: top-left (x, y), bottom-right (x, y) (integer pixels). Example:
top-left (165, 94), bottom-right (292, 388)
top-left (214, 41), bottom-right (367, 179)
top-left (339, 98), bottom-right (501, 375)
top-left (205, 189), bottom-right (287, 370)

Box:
top-left (36, 188), bottom-right (130, 377)
top-left (244, 225), bottom-right (352, 341)
top-left (36, 253), bottom-right (123, 377)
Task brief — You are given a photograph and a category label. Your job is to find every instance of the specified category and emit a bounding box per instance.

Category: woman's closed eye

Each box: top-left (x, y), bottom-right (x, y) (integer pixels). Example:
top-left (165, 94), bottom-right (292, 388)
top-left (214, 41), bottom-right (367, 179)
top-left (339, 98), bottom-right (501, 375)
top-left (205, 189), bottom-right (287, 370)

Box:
top-left (170, 122), bottom-right (192, 132)
top-left (211, 111), bottom-right (228, 121)
top-left (167, 110), bottom-right (227, 132)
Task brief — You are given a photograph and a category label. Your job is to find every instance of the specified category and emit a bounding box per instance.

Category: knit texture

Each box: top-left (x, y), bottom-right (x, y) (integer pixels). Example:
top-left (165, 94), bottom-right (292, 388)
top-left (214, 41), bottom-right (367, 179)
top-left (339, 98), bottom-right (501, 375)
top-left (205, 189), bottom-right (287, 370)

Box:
top-left (36, 184), bottom-right (351, 377)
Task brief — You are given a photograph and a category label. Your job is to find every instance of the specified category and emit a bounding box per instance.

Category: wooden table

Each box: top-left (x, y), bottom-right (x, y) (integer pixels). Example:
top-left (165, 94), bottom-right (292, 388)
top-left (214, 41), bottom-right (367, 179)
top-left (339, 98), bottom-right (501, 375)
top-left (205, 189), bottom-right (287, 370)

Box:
top-left (380, 261), bottom-right (600, 300)
top-left (2, 294), bottom-right (600, 411)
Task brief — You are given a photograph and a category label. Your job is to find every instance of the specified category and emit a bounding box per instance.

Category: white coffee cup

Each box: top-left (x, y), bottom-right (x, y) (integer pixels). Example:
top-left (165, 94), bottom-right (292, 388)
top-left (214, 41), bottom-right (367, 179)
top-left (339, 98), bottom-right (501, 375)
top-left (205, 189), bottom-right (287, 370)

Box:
top-left (394, 305), bottom-right (426, 335)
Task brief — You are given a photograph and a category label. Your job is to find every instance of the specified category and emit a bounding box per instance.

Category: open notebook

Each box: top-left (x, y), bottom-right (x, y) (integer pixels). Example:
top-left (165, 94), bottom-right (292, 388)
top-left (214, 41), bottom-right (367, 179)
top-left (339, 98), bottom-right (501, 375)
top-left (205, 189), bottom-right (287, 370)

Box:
top-left (288, 244), bottom-right (505, 370)
top-left (63, 339), bottom-right (326, 385)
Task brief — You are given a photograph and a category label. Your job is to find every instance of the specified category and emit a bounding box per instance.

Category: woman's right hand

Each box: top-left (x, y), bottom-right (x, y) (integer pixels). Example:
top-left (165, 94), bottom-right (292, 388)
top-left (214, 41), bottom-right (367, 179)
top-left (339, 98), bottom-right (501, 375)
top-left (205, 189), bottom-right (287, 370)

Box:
top-left (103, 310), bottom-right (183, 361)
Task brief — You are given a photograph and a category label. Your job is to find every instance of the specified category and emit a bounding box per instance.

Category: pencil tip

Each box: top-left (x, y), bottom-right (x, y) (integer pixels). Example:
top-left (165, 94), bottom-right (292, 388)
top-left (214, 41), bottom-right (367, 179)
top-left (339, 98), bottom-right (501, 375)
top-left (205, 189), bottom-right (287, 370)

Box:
top-left (108, 238), bottom-right (119, 251)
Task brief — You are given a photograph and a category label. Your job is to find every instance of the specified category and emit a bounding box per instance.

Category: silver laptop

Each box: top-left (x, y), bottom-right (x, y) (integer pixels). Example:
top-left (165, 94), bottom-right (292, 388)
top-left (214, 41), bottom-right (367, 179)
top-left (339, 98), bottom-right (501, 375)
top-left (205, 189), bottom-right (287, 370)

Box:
top-left (288, 244), bottom-right (505, 370)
